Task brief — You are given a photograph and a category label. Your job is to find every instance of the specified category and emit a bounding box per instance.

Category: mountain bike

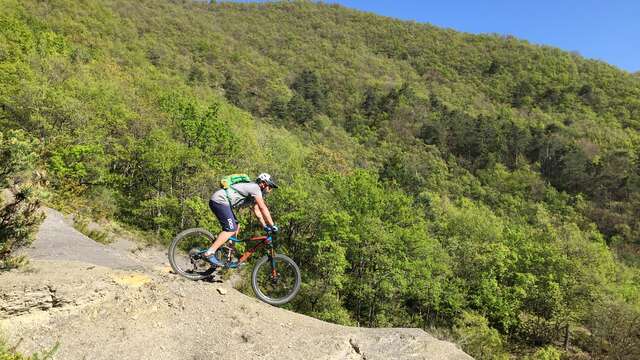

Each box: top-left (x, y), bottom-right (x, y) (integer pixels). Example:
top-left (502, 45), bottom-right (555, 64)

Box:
top-left (168, 228), bottom-right (301, 306)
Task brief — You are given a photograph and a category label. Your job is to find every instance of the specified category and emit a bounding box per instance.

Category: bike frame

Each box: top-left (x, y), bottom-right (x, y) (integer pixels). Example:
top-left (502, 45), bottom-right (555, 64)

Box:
top-left (229, 234), bottom-right (276, 266)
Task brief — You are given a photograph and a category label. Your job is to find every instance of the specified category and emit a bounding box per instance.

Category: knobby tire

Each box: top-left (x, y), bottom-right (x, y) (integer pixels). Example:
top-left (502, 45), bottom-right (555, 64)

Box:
top-left (251, 254), bottom-right (301, 306)
top-left (168, 228), bottom-right (216, 281)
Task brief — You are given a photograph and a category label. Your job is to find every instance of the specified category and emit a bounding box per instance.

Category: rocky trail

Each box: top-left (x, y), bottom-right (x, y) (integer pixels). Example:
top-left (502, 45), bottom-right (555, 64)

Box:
top-left (1, 208), bottom-right (473, 360)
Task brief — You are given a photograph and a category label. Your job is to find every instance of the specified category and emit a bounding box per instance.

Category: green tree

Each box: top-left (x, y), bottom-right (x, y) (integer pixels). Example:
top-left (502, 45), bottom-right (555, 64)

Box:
top-left (291, 68), bottom-right (327, 114)
top-left (454, 311), bottom-right (509, 360)
top-left (0, 130), bottom-right (43, 269)
top-left (223, 73), bottom-right (242, 107)
top-left (287, 93), bottom-right (314, 125)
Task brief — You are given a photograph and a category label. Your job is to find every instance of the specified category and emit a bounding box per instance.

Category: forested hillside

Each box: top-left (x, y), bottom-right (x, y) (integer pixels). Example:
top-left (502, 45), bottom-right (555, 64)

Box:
top-left (1, 0), bottom-right (639, 358)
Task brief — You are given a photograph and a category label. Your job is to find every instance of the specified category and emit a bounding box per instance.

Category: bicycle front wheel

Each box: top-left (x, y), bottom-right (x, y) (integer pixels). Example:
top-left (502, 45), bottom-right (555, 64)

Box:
top-left (251, 254), bottom-right (301, 306)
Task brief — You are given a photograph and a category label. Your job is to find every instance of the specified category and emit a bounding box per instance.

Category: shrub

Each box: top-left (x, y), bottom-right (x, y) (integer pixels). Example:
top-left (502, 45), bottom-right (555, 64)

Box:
top-left (0, 130), bottom-right (44, 270)
top-left (524, 346), bottom-right (562, 360)
top-left (586, 301), bottom-right (640, 359)
top-left (453, 311), bottom-right (509, 360)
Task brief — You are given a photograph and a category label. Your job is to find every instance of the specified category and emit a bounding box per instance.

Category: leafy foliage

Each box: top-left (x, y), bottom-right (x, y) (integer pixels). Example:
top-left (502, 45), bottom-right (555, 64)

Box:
top-left (0, 130), bottom-right (43, 269)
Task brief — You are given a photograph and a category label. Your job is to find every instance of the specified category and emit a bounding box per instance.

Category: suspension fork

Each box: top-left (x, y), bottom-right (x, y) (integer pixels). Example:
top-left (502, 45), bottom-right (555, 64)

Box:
top-left (267, 241), bottom-right (278, 278)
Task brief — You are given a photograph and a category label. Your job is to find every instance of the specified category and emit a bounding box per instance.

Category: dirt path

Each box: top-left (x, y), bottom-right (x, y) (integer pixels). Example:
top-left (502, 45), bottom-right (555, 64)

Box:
top-left (21, 208), bottom-right (144, 270)
top-left (2, 208), bottom-right (473, 360)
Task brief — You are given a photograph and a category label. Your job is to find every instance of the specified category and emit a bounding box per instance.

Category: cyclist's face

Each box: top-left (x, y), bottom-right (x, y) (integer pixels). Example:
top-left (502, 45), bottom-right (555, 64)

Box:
top-left (259, 182), bottom-right (273, 194)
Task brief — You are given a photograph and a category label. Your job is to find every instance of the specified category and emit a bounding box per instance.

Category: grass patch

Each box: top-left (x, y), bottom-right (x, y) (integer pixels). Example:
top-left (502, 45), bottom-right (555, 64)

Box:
top-left (72, 216), bottom-right (111, 245)
top-left (0, 335), bottom-right (59, 360)
top-left (0, 255), bottom-right (28, 272)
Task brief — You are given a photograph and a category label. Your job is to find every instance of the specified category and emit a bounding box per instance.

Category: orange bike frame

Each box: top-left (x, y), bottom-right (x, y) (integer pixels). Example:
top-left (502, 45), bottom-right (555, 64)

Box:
top-left (237, 235), bottom-right (273, 263)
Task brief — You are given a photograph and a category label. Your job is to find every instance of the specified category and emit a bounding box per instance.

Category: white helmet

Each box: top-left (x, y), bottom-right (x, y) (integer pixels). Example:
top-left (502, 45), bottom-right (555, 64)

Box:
top-left (256, 173), bottom-right (278, 188)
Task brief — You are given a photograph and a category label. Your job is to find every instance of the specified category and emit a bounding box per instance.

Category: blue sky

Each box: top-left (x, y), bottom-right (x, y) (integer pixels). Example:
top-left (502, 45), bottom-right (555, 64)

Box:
top-left (322, 0), bottom-right (639, 73)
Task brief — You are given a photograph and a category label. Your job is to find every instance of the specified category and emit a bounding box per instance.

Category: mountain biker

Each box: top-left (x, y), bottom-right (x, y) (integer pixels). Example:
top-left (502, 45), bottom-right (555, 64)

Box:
top-left (203, 173), bottom-right (278, 266)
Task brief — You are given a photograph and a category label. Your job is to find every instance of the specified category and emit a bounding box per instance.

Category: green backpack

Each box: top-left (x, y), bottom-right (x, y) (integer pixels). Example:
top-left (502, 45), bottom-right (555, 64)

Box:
top-left (220, 174), bottom-right (252, 208)
top-left (219, 173), bottom-right (252, 189)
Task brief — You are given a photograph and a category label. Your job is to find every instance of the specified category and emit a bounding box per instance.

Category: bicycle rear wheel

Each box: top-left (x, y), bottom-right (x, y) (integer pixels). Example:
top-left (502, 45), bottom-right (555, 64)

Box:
top-left (251, 254), bottom-right (301, 306)
top-left (168, 228), bottom-right (218, 280)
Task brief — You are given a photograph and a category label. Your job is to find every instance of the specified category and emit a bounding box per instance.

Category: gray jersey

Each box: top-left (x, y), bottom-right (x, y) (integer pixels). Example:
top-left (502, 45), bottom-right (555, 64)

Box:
top-left (211, 182), bottom-right (263, 208)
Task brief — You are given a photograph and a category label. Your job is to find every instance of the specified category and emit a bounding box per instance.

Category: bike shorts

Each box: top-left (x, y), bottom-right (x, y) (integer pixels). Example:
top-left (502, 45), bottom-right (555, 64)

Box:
top-left (209, 200), bottom-right (238, 232)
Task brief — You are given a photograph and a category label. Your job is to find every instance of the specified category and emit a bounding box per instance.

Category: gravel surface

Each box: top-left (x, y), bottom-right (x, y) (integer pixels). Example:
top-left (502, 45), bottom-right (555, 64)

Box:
top-left (2, 208), bottom-right (473, 360)
top-left (20, 208), bottom-right (143, 270)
